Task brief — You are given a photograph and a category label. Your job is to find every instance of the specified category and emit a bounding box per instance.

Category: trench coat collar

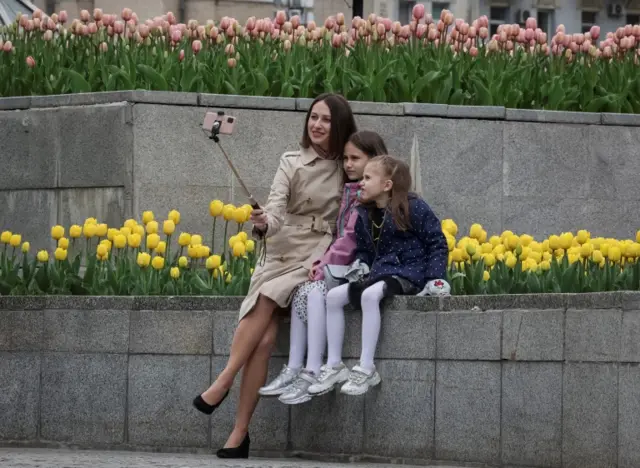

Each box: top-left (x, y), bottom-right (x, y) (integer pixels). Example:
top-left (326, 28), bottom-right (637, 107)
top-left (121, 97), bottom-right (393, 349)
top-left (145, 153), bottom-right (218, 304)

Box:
top-left (300, 145), bottom-right (326, 166)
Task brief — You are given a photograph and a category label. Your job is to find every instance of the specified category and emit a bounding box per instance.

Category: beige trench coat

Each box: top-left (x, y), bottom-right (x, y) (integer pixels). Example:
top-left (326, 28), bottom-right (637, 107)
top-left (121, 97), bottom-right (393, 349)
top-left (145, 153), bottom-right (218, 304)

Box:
top-left (238, 145), bottom-right (344, 320)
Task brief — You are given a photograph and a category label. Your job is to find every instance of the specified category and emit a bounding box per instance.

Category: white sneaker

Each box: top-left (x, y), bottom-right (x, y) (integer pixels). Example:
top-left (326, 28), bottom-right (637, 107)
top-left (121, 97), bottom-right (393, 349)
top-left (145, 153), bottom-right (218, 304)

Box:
top-left (340, 365), bottom-right (381, 396)
top-left (259, 365), bottom-right (300, 396)
top-left (307, 362), bottom-right (350, 395)
top-left (278, 369), bottom-right (318, 405)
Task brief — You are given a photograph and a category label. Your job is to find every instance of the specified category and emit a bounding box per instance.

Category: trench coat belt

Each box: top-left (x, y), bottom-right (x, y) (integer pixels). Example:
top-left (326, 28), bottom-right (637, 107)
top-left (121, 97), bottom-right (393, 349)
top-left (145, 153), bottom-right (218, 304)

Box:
top-left (284, 213), bottom-right (335, 235)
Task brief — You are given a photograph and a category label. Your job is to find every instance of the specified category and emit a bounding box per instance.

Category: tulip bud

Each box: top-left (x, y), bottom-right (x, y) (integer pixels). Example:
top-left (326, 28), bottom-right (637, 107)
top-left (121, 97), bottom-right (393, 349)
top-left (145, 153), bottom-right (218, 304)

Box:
top-left (413, 3), bottom-right (426, 20)
top-left (275, 10), bottom-right (287, 25)
top-left (227, 57), bottom-right (237, 68)
top-left (80, 9), bottom-right (90, 22)
top-left (26, 55), bottom-right (35, 68)
top-left (122, 8), bottom-right (133, 21)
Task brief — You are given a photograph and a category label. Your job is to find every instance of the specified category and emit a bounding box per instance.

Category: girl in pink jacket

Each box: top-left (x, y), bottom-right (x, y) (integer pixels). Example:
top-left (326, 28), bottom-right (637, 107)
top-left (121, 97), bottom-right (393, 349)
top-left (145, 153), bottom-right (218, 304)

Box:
top-left (259, 131), bottom-right (388, 404)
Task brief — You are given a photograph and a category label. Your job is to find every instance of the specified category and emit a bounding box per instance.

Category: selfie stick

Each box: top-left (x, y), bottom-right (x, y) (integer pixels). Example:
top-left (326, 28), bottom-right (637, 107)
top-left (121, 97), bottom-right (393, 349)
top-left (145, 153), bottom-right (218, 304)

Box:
top-left (209, 122), bottom-right (261, 211)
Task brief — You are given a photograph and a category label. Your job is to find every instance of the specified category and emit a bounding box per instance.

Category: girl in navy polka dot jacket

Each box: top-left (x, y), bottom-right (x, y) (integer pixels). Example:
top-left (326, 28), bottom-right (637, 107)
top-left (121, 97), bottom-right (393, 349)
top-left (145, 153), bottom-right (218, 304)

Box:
top-left (307, 155), bottom-right (448, 397)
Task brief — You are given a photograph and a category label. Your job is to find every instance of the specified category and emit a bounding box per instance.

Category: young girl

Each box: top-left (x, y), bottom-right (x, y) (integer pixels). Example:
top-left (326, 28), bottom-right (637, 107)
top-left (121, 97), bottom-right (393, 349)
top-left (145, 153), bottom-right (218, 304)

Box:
top-left (258, 131), bottom-right (389, 404)
top-left (308, 155), bottom-right (449, 396)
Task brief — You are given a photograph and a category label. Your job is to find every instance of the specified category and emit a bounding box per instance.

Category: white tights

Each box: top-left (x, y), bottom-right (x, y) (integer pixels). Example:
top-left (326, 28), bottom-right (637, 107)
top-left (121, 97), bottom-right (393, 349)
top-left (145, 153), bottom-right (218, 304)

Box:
top-left (288, 287), bottom-right (327, 376)
top-left (325, 281), bottom-right (386, 372)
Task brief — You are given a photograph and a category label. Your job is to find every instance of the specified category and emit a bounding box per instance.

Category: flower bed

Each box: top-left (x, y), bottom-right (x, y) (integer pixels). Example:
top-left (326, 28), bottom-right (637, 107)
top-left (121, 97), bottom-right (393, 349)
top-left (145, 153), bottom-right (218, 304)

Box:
top-left (0, 5), bottom-right (639, 112)
top-left (1, 201), bottom-right (639, 296)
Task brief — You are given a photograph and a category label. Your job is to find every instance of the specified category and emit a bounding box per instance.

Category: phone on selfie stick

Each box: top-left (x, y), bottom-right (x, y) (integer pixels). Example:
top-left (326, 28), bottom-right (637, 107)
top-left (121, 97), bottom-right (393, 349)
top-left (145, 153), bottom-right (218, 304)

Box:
top-left (202, 111), bottom-right (262, 213)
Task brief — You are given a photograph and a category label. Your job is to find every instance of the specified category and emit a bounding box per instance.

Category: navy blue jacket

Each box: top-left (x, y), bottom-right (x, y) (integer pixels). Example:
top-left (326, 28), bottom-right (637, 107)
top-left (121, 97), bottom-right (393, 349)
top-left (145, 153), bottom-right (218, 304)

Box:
top-left (353, 196), bottom-right (448, 289)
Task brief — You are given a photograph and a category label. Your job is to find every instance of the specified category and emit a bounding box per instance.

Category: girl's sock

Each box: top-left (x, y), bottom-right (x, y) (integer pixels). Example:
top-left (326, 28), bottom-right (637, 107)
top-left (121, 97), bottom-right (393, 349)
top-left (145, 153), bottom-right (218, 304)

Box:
top-left (359, 281), bottom-right (386, 372)
top-left (287, 303), bottom-right (306, 370)
top-left (305, 287), bottom-right (327, 376)
top-left (325, 283), bottom-right (350, 367)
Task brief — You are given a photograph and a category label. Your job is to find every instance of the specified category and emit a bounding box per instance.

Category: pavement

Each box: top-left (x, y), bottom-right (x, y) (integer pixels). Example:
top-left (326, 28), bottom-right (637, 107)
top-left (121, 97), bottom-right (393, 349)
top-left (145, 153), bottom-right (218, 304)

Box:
top-left (0, 448), bottom-right (473, 468)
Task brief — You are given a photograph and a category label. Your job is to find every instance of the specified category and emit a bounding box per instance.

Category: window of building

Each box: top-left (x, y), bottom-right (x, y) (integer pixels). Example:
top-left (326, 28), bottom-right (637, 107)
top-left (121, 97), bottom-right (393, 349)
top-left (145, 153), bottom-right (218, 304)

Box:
top-left (537, 9), bottom-right (554, 37)
top-left (627, 13), bottom-right (640, 25)
top-left (489, 7), bottom-right (509, 36)
top-left (581, 11), bottom-right (597, 33)
top-left (432, 2), bottom-right (451, 22)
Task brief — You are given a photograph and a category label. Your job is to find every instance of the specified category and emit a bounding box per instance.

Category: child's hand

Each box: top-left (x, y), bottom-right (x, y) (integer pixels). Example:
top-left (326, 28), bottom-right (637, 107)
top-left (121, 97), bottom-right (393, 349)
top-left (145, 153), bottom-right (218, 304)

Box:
top-left (309, 265), bottom-right (319, 280)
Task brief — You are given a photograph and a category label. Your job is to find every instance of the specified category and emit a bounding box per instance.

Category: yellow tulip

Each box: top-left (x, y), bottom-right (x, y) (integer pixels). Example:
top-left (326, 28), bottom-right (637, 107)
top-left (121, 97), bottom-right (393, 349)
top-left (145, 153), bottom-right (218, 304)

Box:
top-left (636, 230), bottom-right (640, 244)
top-left (168, 209), bottom-right (181, 225)
top-left (483, 270), bottom-right (490, 281)
top-left (151, 256), bottom-right (165, 270)
top-left (246, 239), bottom-right (255, 253)
top-left (554, 248), bottom-right (565, 258)
top-left (483, 253), bottom-right (496, 267)
top-left (519, 234), bottom-right (533, 247)
top-left (120, 227), bottom-right (132, 236)
top-left (444, 233), bottom-right (455, 251)
top-left (505, 254), bottom-right (517, 269)
top-left (233, 208), bottom-right (247, 224)
top-left (21, 242), bottom-right (30, 253)
top-left (206, 255), bottom-right (222, 270)
top-left (187, 244), bottom-right (199, 258)
top-left (500, 230), bottom-right (514, 242)
top-left (233, 241), bottom-right (246, 257)
top-left (228, 235), bottom-right (238, 249)
top-left (519, 246), bottom-right (530, 260)
top-left (85, 217), bottom-right (98, 225)
top-left (222, 204), bottom-right (236, 221)
top-left (451, 248), bottom-right (464, 263)
top-left (128, 233), bottom-right (142, 248)
top-left (543, 251), bottom-right (552, 262)
top-left (580, 242), bottom-right (594, 258)
top-left (163, 220), bottom-right (175, 235)
top-left (170, 267), bottom-right (180, 279)
top-left (481, 242), bottom-right (493, 254)
top-left (505, 234), bottom-right (519, 250)
top-left (178, 256), bottom-right (188, 268)
top-left (50, 225), bottom-right (65, 240)
top-left (124, 219), bottom-right (137, 229)
top-left (237, 231), bottom-right (248, 243)
top-left (548, 235), bottom-right (561, 250)
top-left (530, 241), bottom-right (543, 253)
top-left (94, 224), bottom-right (107, 238)
top-left (529, 251), bottom-right (542, 263)
top-left (9, 234), bottom-right (21, 247)
top-left (592, 250), bottom-right (604, 263)
top-left (37, 250), bottom-right (49, 262)
top-left (209, 200), bottom-right (224, 217)
top-left (539, 260), bottom-right (551, 271)
top-left (541, 239), bottom-right (550, 252)
top-left (147, 233), bottom-right (160, 250)
top-left (146, 221), bottom-right (159, 234)
top-left (441, 219), bottom-right (458, 237)
top-left (133, 224), bottom-right (145, 237)
top-left (113, 234), bottom-right (127, 249)
top-left (190, 234), bottom-right (203, 246)
top-left (100, 239), bottom-right (112, 251)
top-left (225, 273), bottom-right (232, 284)
top-left (137, 252), bottom-right (151, 268)
top-left (107, 228), bottom-right (119, 241)
top-left (178, 232), bottom-right (191, 247)
top-left (465, 243), bottom-right (476, 257)
top-left (156, 241), bottom-right (166, 255)
top-left (493, 244), bottom-right (505, 255)
top-left (83, 223), bottom-right (97, 238)
top-left (576, 229), bottom-right (590, 245)
top-left (198, 245), bottom-right (210, 258)
top-left (1, 231), bottom-right (12, 243)
top-left (559, 232), bottom-right (573, 250)
top-left (142, 210), bottom-right (154, 224)
top-left (568, 253), bottom-right (581, 265)
top-left (96, 244), bottom-right (108, 258)
top-left (489, 235), bottom-right (501, 247)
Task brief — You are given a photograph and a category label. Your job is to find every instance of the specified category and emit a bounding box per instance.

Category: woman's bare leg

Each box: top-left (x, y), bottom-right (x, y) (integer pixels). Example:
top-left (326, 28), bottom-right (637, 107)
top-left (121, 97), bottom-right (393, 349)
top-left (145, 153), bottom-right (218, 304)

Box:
top-left (201, 294), bottom-right (277, 405)
top-left (224, 315), bottom-right (279, 448)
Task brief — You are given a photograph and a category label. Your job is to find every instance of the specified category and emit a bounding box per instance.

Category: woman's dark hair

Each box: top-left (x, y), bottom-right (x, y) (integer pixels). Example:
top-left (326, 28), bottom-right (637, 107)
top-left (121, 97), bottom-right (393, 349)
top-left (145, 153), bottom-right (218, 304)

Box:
top-left (347, 130), bottom-right (388, 157)
top-left (368, 155), bottom-right (413, 231)
top-left (300, 93), bottom-right (357, 159)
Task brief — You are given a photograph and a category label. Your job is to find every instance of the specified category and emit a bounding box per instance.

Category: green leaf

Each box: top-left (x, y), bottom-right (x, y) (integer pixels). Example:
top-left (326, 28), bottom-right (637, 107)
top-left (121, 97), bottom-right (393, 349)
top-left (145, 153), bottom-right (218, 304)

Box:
top-left (62, 69), bottom-right (91, 93)
top-left (136, 64), bottom-right (169, 91)
top-left (412, 71), bottom-right (441, 102)
top-left (472, 77), bottom-right (492, 106)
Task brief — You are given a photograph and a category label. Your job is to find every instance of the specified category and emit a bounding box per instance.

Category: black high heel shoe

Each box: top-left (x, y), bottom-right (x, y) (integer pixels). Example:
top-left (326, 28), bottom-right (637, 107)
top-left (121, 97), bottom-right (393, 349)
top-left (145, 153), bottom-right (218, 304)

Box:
top-left (192, 389), bottom-right (229, 415)
top-left (216, 432), bottom-right (250, 459)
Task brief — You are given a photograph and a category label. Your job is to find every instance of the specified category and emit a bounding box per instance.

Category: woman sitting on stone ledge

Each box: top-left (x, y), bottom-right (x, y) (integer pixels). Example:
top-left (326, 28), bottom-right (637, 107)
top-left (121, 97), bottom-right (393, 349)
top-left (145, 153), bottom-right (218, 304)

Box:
top-left (192, 92), bottom-right (357, 458)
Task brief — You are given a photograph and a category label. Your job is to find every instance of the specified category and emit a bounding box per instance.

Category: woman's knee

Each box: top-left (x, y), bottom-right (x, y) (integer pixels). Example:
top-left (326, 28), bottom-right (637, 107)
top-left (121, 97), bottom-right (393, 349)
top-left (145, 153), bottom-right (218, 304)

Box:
top-left (256, 317), bottom-right (278, 355)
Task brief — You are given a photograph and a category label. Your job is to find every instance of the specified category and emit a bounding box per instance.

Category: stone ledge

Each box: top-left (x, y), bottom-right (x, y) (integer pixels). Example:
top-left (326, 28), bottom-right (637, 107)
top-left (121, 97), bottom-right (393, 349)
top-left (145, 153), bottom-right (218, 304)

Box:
top-left (448, 105), bottom-right (505, 120)
top-left (505, 108), bottom-right (602, 125)
top-left (30, 92), bottom-right (133, 109)
top-left (0, 96), bottom-right (32, 111)
top-left (0, 292), bottom-right (636, 312)
top-left (200, 94), bottom-right (296, 110)
top-left (601, 113), bottom-right (640, 126)
top-left (130, 91), bottom-right (198, 106)
top-left (403, 103), bottom-right (449, 117)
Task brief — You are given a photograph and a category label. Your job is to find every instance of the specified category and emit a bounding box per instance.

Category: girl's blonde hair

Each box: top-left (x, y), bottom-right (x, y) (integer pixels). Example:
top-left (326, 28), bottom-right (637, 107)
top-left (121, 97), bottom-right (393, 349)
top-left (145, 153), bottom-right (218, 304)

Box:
top-left (367, 155), bottom-right (413, 231)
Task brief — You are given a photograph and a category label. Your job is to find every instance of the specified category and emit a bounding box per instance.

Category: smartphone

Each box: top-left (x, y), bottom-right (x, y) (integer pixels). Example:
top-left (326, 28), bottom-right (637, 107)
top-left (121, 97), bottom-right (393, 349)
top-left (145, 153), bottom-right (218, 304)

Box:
top-left (202, 111), bottom-right (236, 135)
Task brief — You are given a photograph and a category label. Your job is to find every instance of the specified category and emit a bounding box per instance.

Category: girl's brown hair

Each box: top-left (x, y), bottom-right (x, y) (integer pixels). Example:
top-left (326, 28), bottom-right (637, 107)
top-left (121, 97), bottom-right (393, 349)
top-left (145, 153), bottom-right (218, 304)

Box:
top-left (368, 155), bottom-right (413, 231)
top-left (347, 130), bottom-right (388, 157)
top-left (300, 93), bottom-right (357, 159)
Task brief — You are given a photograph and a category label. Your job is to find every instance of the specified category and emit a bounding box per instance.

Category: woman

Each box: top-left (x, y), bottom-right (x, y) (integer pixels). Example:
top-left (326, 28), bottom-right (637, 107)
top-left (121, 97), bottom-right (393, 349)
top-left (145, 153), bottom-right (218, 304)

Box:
top-left (193, 93), bottom-right (357, 458)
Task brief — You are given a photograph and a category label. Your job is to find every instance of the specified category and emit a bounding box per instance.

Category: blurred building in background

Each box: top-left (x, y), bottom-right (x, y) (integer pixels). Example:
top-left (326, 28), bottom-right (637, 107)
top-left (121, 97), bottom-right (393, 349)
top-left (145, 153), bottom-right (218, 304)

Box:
top-left (15, 0), bottom-right (640, 34)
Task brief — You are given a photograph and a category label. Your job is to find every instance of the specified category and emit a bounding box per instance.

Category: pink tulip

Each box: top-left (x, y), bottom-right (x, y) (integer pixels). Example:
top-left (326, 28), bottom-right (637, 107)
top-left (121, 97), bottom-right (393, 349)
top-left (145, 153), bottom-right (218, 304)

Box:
top-left (88, 22), bottom-right (98, 34)
top-left (114, 21), bottom-right (125, 35)
top-left (470, 46), bottom-right (478, 57)
top-left (460, 22), bottom-right (469, 35)
top-left (283, 39), bottom-right (292, 51)
top-left (2, 41), bottom-right (12, 52)
top-left (138, 24), bottom-right (150, 38)
top-left (59, 10), bottom-right (68, 24)
top-left (392, 21), bottom-right (402, 35)
top-left (589, 25), bottom-right (600, 41)
top-left (79, 9), bottom-right (89, 22)
top-left (25, 20), bottom-right (34, 32)
top-left (192, 39), bottom-right (202, 54)
top-left (47, 18), bottom-right (55, 30)
top-left (100, 42), bottom-right (108, 52)
top-left (93, 8), bottom-right (103, 21)
top-left (525, 28), bottom-right (535, 42)
top-left (537, 32), bottom-right (547, 44)
top-left (624, 24), bottom-right (633, 36)
top-left (413, 3), bottom-right (425, 20)
top-left (227, 57), bottom-right (237, 68)
top-left (382, 18), bottom-right (392, 31)
top-left (525, 17), bottom-right (537, 30)
top-left (26, 56), bottom-right (36, 68)
top-left (43, 30), bottom-right (53, 41)
top-left (171, 28), bottom-right (182, 42)
top-left (275, 10), bottom-right (287, 25)
top-left (468, 26), bottom-right (477, 38)
top-left (427, 28), bottom-right (438, 41)
top-left (225, 43), bottom-right (235, 55)
top-left (122, 8), bottom-right (133, 21)
top-left (416, 23), bottom-right (427, 38)
top-left (336, 12), bottom-right (345, 26)
top-left (425, 14), bottom-right (433, 25)
top-left (178, 49), bottom-right (185, 62)
top-left (331, 33), bottom-right (342, 47)
top-left (479, 27), bottom-right (488, 39)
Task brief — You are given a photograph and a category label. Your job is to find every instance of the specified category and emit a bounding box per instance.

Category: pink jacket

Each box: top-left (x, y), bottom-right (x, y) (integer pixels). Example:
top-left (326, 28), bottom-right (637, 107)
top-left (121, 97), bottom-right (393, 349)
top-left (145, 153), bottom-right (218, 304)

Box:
top-left (313, 182), bottom-right (360, 280)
